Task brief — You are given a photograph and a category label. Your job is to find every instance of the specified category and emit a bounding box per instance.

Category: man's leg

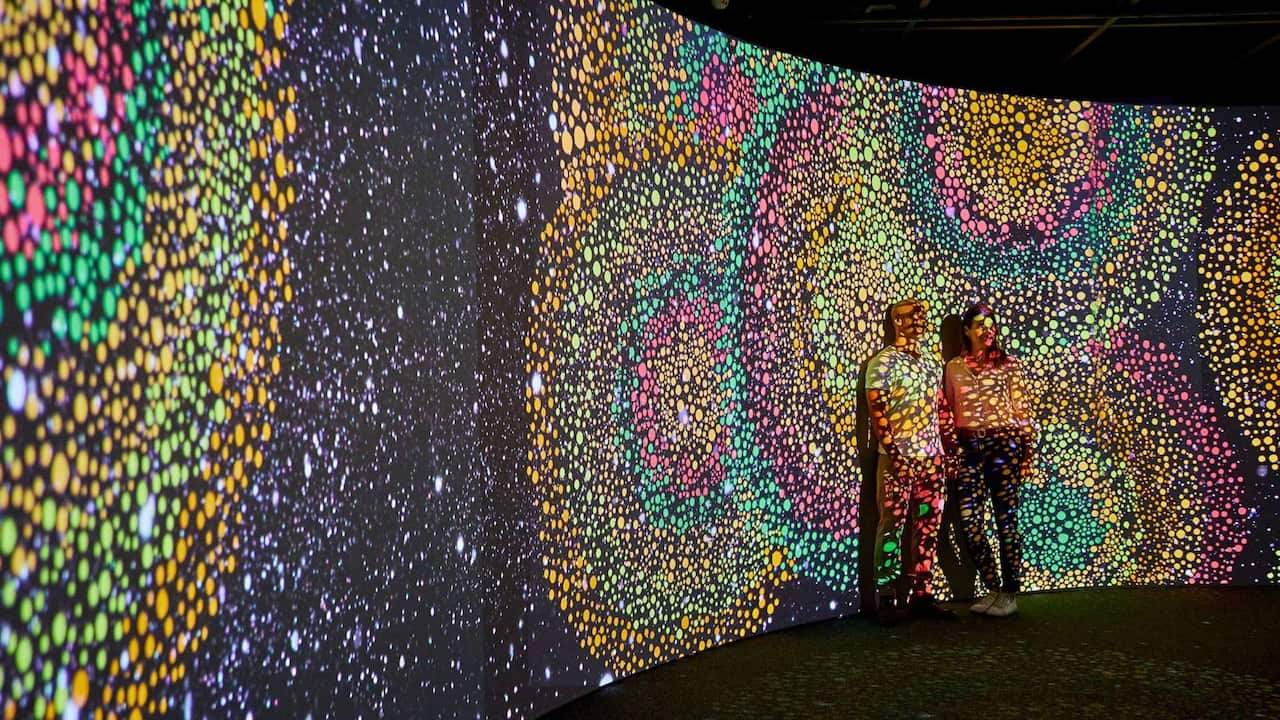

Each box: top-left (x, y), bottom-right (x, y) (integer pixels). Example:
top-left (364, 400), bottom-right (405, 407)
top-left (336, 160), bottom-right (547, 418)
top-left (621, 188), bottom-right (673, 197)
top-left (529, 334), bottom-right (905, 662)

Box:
top-left (905, 455), bottom-right (946, 599)
top-left (873, 453), bottom-right (909, 594)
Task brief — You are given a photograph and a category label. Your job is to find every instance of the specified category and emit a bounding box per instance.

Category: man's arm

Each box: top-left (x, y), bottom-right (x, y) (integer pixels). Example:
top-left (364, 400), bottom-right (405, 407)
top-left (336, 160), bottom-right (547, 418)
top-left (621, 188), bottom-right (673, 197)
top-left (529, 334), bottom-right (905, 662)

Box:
top-left (867, 388), bottom-right (897, 458)
top-left (865, 354), bottom-right (899, 459)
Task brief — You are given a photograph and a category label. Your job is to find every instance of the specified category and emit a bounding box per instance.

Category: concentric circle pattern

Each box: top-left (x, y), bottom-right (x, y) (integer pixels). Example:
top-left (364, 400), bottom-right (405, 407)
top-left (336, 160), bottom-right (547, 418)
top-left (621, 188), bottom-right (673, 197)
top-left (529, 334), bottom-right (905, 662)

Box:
top-left (905, 92), bottom-right (1218, 367)
top-left (743, 77), bottom-right (918, 592)
top-left (923, 89), bottom-right (1110, 248)
top-left (1010, 332), bottom-right (1245, 590)
top-left (528, 0), bottom-right (1260, 685)
top-left (1, 1), bottom-right (294, 717)
top-left (530, 149), bottom-right (787, 673)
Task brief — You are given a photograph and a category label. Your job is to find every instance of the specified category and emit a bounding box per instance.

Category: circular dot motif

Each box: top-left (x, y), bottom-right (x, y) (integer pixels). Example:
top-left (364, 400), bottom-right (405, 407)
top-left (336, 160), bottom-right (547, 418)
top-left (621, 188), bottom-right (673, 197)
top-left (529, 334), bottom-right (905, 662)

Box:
top-left (0, 2), bottom-right (295, 717)
top-left (924, 89), bottom-right (1109, 247)
top-left (1199, 132), bottom-right (1280, 471)
top-left (902, 98), bottom-right (1218, 367)
top-left (530, 148), bottom-right (784, 674)
top-left (743, 77), bottom-right (919, 592)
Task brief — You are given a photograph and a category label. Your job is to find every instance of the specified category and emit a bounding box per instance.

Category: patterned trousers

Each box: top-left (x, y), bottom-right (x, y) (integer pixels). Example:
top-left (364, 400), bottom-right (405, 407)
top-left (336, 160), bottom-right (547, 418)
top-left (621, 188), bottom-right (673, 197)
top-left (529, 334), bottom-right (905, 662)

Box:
top-left (956, 430), bottom-right (1026, 593)
top-left (873, 453), bottom-right (946, 598)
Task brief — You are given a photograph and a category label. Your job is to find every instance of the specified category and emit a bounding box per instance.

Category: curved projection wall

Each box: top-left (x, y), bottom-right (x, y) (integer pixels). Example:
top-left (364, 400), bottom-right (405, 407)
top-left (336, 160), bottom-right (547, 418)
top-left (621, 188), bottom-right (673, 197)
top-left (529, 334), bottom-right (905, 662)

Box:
top-left (1, 0), bottom-right (1278, 717)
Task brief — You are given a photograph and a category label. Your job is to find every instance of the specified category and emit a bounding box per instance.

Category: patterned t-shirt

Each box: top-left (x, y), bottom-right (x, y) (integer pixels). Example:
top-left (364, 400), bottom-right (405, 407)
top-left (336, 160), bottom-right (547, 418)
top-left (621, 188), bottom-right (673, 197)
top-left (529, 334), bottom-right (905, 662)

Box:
top-left (944, 356), bottom-right (1032, 430)
top-left (866, 346), bottom-right (944, 458)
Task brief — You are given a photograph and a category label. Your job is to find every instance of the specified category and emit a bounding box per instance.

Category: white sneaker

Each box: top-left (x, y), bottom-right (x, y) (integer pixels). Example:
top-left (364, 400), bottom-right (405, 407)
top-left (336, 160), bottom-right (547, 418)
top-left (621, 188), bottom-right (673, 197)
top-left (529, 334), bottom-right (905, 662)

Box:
top-left (969, 591), bottom-right (1000, 615)
top-left (985, 592), bottom-right (1018, 617)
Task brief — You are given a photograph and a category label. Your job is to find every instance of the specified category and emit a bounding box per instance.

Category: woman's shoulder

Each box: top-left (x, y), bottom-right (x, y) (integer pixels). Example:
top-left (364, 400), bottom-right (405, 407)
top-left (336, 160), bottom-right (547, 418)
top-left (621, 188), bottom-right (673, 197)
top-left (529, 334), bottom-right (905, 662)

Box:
top-left (943, 356), bottom-right (967, 381)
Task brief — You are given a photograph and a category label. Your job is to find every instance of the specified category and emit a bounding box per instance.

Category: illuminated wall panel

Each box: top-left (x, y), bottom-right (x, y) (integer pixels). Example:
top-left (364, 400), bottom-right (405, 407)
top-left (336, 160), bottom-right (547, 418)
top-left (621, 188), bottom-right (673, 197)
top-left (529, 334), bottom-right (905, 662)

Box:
top-left (1, 0), bottom-right (1276, 718)
top-left (491, 1), bottom-right (1276, 715)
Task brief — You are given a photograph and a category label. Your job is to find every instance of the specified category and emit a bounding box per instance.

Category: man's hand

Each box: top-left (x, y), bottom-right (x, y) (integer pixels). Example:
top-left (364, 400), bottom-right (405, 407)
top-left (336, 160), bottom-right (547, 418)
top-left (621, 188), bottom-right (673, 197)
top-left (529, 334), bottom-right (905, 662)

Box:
top-left (886, 445), bottom-right (905, 479)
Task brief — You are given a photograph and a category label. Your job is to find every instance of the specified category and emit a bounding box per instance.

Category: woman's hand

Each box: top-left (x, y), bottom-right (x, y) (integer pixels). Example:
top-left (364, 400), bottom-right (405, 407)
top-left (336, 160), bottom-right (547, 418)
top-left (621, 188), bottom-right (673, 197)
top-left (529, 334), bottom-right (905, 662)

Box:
top-left (1019, 429), bottom-right (1038, 476)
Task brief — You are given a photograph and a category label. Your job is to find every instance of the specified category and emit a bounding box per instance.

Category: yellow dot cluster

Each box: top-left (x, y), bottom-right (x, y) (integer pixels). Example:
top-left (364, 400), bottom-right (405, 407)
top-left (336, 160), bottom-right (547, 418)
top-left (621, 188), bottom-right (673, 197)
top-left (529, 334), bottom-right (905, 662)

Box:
top-left (1199, 133), bottom-right (1280, 469)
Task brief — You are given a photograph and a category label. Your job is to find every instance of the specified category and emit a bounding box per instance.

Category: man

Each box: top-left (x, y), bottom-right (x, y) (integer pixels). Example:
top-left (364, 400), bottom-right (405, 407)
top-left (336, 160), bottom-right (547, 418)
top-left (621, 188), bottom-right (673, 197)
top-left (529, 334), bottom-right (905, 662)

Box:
top-left (865, 298), bottom-right (958, 625)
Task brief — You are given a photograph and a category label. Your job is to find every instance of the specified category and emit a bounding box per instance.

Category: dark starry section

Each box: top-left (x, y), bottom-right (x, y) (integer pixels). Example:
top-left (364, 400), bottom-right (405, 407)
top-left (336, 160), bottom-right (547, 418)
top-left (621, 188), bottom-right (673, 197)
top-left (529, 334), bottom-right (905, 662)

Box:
top-left (191, 1), bottom-right (482, 717)
top-left (468, 1), bottom-right (593, 717)
top-left (544, 588), bottom-right (1280, 720)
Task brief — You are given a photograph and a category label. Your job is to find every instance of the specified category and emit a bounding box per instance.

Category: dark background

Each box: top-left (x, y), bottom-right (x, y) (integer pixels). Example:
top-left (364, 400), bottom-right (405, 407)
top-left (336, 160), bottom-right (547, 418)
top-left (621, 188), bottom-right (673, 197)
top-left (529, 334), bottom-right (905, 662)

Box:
top-left (655, 0), bottom-right (1280, 105)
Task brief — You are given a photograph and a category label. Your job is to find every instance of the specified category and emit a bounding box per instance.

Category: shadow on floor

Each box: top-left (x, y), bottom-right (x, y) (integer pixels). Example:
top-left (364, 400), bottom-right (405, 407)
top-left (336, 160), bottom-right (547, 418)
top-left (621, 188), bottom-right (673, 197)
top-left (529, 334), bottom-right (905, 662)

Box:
top-left (542, 587), bottom-right (1280, 719)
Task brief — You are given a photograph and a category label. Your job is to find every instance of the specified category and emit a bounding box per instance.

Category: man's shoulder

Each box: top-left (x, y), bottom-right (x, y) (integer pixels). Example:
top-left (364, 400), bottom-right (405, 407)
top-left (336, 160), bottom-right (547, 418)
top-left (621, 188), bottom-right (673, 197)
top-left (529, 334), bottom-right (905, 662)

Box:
top-left (914, 350), bottom-right (944, 371)
top-left (865, 347), bottom-right (897, 380)
top-left (869, 346), bottom-right (896, 362)
top-left (867, 346), bottom-right (900, 370)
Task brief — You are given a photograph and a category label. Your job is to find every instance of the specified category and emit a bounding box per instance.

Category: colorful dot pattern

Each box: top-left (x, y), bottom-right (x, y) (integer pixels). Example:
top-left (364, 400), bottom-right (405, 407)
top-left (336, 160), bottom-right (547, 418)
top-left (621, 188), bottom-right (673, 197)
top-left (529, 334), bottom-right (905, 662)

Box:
top-left (1, 1), bottom-right (293, 717)
top-left (0, 0), bottom-right (1275, 717)
top-left (1199, 133), bottom-right (1280, 471)
top-left (526, 0), bottom-right (1267, 686)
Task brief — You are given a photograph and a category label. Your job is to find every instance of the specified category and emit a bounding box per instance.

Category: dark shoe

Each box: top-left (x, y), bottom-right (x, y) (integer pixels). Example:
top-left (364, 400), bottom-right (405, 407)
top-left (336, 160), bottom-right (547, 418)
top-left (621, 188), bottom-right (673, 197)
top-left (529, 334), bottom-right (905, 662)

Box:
top-left (908, 595), bottom-right (959, 621)
top-left (876, 591), bottom-right (902, 627)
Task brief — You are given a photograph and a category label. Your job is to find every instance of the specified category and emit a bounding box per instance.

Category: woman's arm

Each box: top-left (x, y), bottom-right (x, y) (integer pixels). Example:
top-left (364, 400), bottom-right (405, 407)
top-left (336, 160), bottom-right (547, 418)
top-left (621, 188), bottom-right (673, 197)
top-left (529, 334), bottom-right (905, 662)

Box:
top-left (939, 362), bottom-right (959, 456)
top-left (943, 359), bottom-right (958, 418)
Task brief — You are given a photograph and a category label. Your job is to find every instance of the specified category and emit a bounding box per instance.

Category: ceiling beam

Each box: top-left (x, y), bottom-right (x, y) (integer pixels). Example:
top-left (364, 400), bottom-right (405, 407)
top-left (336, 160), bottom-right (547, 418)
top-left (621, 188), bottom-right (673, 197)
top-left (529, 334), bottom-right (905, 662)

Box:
top-left (1235, 30), bottom-right (1280, 63)
top-left (1063, 17), bottom-right (1117, 63)
top-left (808, 11), bottom-right (1280, 29)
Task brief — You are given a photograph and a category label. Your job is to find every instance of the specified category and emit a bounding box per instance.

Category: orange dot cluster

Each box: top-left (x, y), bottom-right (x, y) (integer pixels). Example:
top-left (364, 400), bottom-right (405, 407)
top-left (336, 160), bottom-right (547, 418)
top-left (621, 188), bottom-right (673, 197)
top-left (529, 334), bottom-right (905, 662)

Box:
top-left (1199, 133), bottom-right (1280, 470)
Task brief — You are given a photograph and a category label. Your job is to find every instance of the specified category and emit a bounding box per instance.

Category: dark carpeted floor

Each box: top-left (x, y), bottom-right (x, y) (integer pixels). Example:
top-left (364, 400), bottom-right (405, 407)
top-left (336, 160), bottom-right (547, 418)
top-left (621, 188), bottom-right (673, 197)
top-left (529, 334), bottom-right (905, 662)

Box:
top-left (541, 587), bottom-right (1280, 719)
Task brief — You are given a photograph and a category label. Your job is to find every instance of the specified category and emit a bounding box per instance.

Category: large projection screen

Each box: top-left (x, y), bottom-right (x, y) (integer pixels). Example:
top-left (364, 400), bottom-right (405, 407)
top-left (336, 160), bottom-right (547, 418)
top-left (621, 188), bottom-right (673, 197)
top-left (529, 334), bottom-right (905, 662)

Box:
top-left (1, 0), bottom-right (1276, 718)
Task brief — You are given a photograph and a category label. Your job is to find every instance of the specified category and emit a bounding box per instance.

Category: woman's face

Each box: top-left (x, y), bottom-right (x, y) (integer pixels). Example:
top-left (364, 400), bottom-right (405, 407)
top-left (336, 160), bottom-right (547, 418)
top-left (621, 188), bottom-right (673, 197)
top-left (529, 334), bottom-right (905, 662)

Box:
top-left (966, 313), bottom-right (997, 352)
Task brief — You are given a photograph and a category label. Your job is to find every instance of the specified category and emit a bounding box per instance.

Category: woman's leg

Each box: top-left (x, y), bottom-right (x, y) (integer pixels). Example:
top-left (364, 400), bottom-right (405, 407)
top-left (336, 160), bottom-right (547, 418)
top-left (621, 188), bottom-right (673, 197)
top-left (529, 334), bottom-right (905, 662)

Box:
top-left (956, 438), bottom-right (1000, 592)
top-left (986, 434), bottom-right (1024, 593)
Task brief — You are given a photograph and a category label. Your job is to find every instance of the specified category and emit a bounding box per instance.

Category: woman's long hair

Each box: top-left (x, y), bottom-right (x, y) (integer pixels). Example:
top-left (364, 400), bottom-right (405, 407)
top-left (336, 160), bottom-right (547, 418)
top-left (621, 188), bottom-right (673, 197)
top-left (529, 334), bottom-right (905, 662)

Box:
top-left (960, 303), bottom-right (1011, 366)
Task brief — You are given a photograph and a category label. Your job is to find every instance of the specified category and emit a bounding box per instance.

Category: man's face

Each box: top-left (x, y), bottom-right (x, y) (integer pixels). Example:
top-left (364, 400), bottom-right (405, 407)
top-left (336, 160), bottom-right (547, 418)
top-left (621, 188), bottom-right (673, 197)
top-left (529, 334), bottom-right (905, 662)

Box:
top-left (893, 301), bottom-right (928, 342)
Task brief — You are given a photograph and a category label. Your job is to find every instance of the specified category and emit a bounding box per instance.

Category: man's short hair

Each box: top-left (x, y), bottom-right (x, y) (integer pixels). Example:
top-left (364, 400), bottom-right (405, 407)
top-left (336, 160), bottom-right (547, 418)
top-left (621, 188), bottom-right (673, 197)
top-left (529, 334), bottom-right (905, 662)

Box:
top-left (885, 298), bottom-right (921, 344)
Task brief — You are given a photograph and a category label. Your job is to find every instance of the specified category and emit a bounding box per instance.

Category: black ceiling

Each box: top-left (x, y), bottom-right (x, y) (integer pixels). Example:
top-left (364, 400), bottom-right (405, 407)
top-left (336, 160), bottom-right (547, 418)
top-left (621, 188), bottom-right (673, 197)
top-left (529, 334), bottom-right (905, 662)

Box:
top-left (652, 0), bottom-right (1280, 106)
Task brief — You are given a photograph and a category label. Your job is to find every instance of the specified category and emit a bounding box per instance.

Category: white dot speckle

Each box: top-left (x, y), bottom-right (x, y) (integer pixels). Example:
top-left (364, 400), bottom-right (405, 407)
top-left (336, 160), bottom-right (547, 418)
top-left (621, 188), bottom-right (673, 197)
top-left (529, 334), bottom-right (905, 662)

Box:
top-left (7, 369), bottom-right (26, 412)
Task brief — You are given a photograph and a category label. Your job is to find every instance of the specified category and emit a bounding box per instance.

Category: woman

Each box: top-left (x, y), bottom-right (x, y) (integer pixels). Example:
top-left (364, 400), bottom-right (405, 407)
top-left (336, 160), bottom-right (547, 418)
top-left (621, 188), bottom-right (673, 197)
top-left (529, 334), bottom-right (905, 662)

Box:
top-left (943, 303), bottom-right (1036, 617)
